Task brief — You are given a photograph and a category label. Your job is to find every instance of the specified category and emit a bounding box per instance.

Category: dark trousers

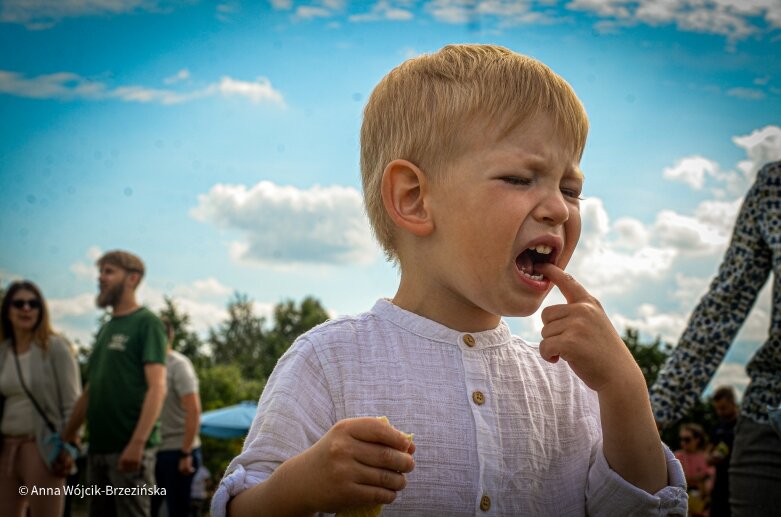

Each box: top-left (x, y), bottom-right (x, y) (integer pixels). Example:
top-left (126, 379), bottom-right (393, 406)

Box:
top-left (151, 448), bottom-right (201, 517)
top-left (729, 418), bottom-right (781, 517)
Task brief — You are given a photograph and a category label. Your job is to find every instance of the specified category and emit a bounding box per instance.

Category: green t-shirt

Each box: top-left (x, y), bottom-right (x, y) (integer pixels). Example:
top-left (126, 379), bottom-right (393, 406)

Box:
top-left (86, 307), bottom-right (167, 453)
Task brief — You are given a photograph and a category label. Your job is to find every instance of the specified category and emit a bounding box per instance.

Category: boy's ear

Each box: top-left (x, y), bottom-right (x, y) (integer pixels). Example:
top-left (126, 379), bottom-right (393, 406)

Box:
top-left (381, 159), bottom-right (434, 237)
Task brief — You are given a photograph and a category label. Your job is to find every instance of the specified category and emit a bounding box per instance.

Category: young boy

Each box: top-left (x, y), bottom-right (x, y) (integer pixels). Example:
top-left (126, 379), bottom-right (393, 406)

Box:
top-left (212, 44), bottom-right (687, 516)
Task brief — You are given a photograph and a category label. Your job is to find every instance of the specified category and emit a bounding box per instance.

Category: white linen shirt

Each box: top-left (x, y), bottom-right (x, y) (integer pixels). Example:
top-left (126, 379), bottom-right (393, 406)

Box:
top-left (212, 299), bottom-right (687, 516)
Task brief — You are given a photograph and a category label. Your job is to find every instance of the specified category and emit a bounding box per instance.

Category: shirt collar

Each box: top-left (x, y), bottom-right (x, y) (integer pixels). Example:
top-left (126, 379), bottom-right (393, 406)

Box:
top-left (370, 298), bottom-right (512, 349)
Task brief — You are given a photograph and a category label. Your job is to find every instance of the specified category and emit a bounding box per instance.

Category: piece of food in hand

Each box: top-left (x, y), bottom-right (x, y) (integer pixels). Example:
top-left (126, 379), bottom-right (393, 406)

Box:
top-left (336, 417), bottom-right (414, 517)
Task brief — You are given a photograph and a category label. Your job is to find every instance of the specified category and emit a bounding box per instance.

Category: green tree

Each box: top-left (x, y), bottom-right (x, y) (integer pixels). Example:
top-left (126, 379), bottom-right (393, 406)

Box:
top-left (208, 292), bottom-right (269, 380)
top-left (621, 328), bottom-right (672, 388)
top-left (199, 294), bottom-right (330, 487)
top-left (158, 296), bottom-right (207, 369)
top-left (260, 296), bottom-right (330, 379)
top-left (197, 364), bottom-right (266, 490)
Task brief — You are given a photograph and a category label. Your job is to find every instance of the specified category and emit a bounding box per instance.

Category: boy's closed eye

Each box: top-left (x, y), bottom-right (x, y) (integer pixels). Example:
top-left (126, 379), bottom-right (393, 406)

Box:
top-left (499, 176), bottom-right (584, 200)
top-left (500, 176), bottom-right (533, 187)
top-left (561, 188), bottom-right (584, 200)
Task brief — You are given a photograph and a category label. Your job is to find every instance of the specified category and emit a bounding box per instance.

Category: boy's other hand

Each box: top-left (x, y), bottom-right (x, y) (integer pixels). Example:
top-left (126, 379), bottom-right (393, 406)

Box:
top-left (294, 416), bottom-right (415, 514)
top-left (535, 263), bottom-right (643, 394)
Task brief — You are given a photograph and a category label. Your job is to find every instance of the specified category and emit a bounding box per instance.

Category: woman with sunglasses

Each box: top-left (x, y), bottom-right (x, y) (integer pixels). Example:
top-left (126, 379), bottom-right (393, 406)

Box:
top-left (0, 280), bottom-right (82, 517)
top-left (676, 423), bottom-right (715, 517)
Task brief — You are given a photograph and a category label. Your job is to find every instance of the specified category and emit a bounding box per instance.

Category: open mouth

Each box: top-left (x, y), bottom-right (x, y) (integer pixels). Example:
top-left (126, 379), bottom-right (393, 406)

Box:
top-left (515, 243), bottom-right (557, 281)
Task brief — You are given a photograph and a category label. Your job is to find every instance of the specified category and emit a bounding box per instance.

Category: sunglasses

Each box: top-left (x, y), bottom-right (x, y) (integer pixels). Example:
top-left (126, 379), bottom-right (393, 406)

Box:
top-left (679, 436), bottom-right (694, 443)
top-left (11, 299), bottom-right (41, 310)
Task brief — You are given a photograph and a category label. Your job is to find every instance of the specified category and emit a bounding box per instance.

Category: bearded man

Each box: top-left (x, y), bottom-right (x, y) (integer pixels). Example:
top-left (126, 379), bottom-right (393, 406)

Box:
top-left (62, 250), bottom-right (167, 517)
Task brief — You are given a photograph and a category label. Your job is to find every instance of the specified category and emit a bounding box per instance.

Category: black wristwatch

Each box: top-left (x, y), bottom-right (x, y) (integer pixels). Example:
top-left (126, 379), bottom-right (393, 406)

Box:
top-left (179, 450), bottom-right (192, 459)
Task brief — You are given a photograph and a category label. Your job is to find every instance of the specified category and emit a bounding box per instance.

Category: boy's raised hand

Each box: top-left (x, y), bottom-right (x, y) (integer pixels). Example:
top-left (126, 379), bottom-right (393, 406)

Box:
top-left (534, 262), bottom-right (668, 493)
top-left (294, 416), bottom-right (415, 514)
top-left (534, 263), bottom-right (642, 393)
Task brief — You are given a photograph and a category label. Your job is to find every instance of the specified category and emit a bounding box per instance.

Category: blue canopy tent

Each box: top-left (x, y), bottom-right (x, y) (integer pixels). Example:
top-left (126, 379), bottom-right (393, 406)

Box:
top-left (200, 401), bottom-right (257, 439)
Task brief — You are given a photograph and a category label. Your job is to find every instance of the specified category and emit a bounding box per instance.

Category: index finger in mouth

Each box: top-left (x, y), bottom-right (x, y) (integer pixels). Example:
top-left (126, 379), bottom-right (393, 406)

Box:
top-left (534, 263), bottom-right (590, 303)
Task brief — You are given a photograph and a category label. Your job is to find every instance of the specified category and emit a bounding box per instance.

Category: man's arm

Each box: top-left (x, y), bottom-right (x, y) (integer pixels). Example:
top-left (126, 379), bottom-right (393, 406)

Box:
top-left (62, 384), bottom-right (89, 444)
top-left (118, 363), bottom-right (167, 472)
top-left (179, 392), bottom-right (201, 474)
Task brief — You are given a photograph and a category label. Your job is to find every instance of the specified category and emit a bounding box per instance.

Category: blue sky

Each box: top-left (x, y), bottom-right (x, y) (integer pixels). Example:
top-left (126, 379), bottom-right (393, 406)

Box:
top-left (1, 0), bottom-right (780, 396)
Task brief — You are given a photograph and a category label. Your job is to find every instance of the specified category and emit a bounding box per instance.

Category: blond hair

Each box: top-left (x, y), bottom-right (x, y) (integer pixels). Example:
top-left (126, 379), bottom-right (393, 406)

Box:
top-left (97, 249), bottom-right (146, 280)
top-left (360, 44), bottom-right (589, 262)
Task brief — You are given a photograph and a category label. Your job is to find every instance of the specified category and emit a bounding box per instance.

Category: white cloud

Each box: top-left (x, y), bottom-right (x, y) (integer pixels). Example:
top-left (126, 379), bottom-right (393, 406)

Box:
top-left (163, 69), bottom-right (190, 85)
top-left (70, 245), bottom-right (103, 279)
top-left (617, 270), bottom-right (772, 344)
top-left (191, 181), bottom-right (378, 266)
top-left (612, 304), bottom-right (689, 344)
top-left (653, 210), bottom-right (729, 254)
top-left (49, 293), bottom-right (97, 318)
top-left (0, 269), bottom-right (22, 286)
top-left (734, 281), bottom-right (773, 342)
top-left (70, 262), bottom-right (96, 279)
top-left (733, 125), bottom-right (781, 179)
top-left (727, 87), bottom-right (766, 100)
top-left (0, 0), bottom-right (163, 29)
top-left (566, 198), bottom-right (677, 297)
top-left (707, 362), bottom-right (750, 399)
top-left (49, 278), bottom-right (240, 340)
top-left (270, 0), bottom-right (293, 10)
top-left (0, 70), bottom-right (286, 107)
top-left (566, 0), bottom-right (781, 41)
top-left (425, 1), bottom-right (473, 24)
top-left (692, 198), bottom-right (743, 236)
top-left (215, 76), bottom-right (286, 106)
top-left (291, 1), bottom-right (346, 20)
top-left (349, 1), bottom-right (414, 22)
top-left (425, 0), bottom-right (548, 26)
top-left (662, 156), bottom-right (719, 190)
top-left (671, 273), bottom-right (711, 307)
top-left (612, 217), bottom-right (650, 249)
top-left (137, 283), bottom-right (233, 336)
top-left (171, 277), bottom-right (233, 299)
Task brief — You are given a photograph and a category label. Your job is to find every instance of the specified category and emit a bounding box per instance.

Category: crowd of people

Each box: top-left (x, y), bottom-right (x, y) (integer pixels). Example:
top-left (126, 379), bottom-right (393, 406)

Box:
top-left (0, 251), bottom-right (207, 517)
top-left (1, 43), bottom-right (779, 517)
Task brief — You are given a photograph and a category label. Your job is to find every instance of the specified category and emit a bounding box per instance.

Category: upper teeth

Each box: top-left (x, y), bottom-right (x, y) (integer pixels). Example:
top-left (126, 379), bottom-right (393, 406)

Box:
top-left (529, 245), bottom-right (552, 254)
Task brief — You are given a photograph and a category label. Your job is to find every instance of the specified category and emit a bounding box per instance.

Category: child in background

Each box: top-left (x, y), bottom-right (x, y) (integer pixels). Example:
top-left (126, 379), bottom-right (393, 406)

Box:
top-left (213, 44), bottom-right (687, 516)
top-left (676, 424), bottom-right (714, 517)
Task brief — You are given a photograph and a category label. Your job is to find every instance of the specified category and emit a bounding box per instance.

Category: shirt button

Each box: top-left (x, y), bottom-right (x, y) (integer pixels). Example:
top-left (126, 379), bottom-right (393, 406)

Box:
top-left (463, 334), bottom-right (476, 347)
top-left (472, 391), bottom-right (485, 405)
top-left (480, 495), bottom-right (491, 511)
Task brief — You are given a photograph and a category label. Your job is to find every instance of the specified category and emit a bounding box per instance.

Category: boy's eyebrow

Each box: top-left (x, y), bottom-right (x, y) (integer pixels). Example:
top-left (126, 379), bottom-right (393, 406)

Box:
top-left (509, 152), bottom-right (584, 181)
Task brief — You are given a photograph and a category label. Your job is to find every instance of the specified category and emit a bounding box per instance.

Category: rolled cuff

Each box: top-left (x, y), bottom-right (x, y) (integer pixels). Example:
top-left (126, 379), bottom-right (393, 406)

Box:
top-left (210, 464), bottom-right (269, 517)
top-left (587, 443), bottom-right (688, 516)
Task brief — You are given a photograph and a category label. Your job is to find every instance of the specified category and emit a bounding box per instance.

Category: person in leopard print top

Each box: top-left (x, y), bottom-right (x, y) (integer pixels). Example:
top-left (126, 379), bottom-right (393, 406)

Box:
top-left (650, 159), bottom-right (781, 516)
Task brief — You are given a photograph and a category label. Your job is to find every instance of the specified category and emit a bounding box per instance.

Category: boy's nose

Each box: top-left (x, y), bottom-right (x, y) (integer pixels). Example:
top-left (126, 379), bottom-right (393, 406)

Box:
top-left (532, 190), bottom-right (570, 226)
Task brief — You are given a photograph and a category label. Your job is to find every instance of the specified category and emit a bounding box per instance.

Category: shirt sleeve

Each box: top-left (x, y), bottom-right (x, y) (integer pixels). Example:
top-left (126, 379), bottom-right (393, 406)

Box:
top-left (142, 313), bottom-right (168, 365)
top-left (173, 356), bottom-right (198, 397)
top-left (210, 337), bottom-right (335, 517)
top-left (586, 442), bottom-right (688, 516)
top-left (649, 163), bottom-right (773, 426)
top-left (50, 335), bottom-right (83, 429)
